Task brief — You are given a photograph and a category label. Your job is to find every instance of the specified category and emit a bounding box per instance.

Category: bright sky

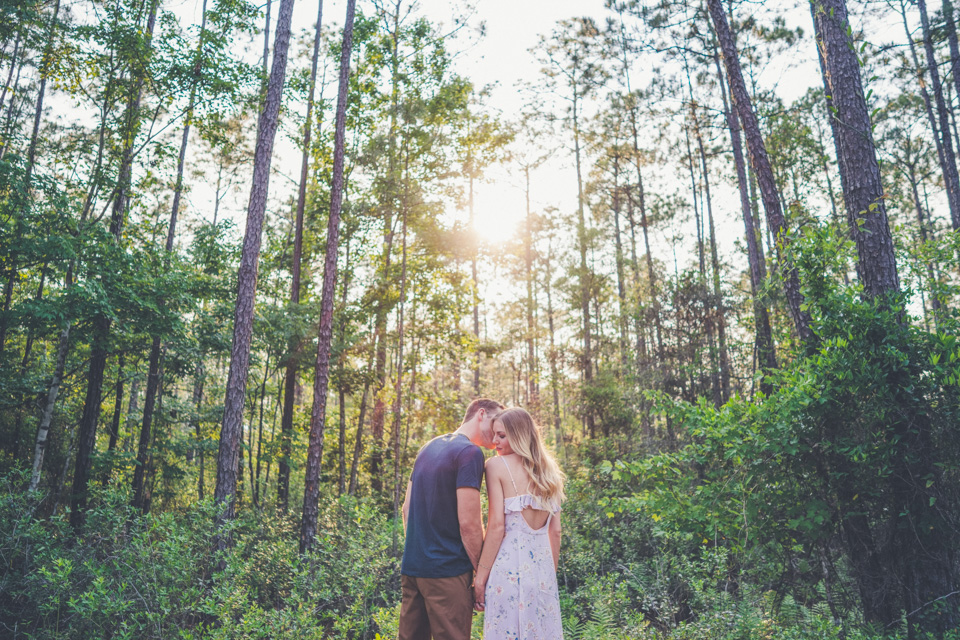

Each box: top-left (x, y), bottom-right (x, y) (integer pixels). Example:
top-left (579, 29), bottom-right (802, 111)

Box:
top-left (174, 0), bottom-right (825, 283)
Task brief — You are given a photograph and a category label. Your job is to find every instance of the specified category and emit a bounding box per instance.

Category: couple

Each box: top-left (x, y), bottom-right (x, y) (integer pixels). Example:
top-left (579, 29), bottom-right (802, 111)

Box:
top-left (399, 398), bottom-right (566, 640)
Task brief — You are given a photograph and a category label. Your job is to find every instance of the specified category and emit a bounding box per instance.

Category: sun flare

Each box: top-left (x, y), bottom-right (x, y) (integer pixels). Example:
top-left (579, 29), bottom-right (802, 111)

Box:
top-left (471, 184), bottom-right (522, 243)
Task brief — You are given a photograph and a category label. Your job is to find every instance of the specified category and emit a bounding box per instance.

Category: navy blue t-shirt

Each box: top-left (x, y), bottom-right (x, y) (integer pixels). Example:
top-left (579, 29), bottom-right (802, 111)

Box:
top-left (401, 433), bottom-right (484, 578)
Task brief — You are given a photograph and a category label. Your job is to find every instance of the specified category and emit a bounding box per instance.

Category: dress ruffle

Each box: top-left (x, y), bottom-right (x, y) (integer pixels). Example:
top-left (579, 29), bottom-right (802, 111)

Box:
top-left (503, 493), bottom-right (560, 515)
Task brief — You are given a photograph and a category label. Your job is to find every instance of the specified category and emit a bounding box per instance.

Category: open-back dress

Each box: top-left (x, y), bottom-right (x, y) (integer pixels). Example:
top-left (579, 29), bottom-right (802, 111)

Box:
top-left (483, 456), bottom-right (563, 639)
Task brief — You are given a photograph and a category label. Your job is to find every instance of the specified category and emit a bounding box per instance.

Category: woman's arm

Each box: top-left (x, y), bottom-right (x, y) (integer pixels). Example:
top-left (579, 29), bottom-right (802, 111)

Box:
top-left (474, 458), bottom-right (505, 611)
top-left (548, 511), bottom-right (562, 570)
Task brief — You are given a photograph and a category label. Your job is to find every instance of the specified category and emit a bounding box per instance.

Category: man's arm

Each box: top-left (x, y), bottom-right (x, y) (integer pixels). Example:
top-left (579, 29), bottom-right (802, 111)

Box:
top-left (457, 487), bottom-right (484, 570)
top-left (402, 481), bottom-right (413, 531)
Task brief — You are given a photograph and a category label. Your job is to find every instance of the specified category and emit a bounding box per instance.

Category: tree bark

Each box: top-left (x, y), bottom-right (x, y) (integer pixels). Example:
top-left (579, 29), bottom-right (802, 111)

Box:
top-left (24, 0), bottom-right (61, 184)
top-left (0, 0), bottom-right (61, 356)
top-left (136, 0), bottom-right (210, 503)
top-left (102, 353), bottom-right (125, 484)
top-left (252, 362), bottom-right (269, 508)
top-left (943, 0), bottom-right (960, 224)
top-left (0, 52), bottom-right (25, 161)
top-left (572, 86), bottom-right (595, 436)
top-left (711, 41), bottom-right (776, 375)
top-left (192, 363), bottom-right (205, 501)
top-left (299, 0), bottom-right (356, 554)
top-left (470, 170), bottom-right (481, 395)
top-left (0, 25), bottom-right (22, 118)
top-left (544, 238), bottom-right (565, 462)
top-left (348, 371), bottom-right (371, 496)
top-left (611, 151), bottom-right (629, 375)
top-left (72, 0), bottom-right (160, 531)
top-left (29, 325), bottom-right (70, 493)
top-left (708, 0), bottom-right (813, 343)
top-left (811, 0), bottom-right (901, 298)
top-left (278, 0), bottom-right (324, 511)
top-left (132, 336), bottom-right (161, 510)
top-left (390, 200), bottom-right (409, 556)
top-left (916, 0), bottom-right (960, 231)
top-left (214, 0), bottom-right (297, 534)
top-left (70, 316), bottom-right (110, 531)
top-left (629, 111), bottom-right (663, 363)
top-left (906, 156), bottom-right (942, 322)
top-left (523, 166), bottom-right (539, 413)
top-left (899, 0), bottom-right (949, 211)
top-left (370, 1), bottom-right (403, 495)
top-left (336, 234), bottom-right (353, 497)
top-left (693, 103), bottom-right (731, 402)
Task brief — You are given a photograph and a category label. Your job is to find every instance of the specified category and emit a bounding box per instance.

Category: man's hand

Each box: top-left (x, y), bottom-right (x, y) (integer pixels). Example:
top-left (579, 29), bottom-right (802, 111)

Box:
top-left (457, 487), bottom-right (484, 569)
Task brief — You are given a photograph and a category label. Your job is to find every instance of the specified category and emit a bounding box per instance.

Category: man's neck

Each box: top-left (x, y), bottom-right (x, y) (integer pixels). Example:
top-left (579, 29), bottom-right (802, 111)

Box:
top-left (454, 422), bottom-right (477, 445)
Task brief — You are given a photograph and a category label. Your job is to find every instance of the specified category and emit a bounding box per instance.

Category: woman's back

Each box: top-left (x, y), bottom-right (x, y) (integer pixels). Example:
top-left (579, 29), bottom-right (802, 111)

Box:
top-left (498, 454), bottom-right (552, 531)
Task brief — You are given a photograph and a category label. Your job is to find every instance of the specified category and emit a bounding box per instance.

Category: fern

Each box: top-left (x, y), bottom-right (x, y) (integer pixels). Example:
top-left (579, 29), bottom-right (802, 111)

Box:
top-left (563, 611), bottom-right (587, 640)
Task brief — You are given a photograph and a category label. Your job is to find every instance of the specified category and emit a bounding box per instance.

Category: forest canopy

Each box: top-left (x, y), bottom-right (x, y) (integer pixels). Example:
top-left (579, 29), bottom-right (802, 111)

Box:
top-left (1, 0), bottom-right (959, 638)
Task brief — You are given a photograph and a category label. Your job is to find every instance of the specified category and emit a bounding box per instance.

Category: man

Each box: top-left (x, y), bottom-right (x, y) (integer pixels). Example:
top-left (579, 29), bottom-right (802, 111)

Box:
top-left (398, 397), bottom-right (504, 640)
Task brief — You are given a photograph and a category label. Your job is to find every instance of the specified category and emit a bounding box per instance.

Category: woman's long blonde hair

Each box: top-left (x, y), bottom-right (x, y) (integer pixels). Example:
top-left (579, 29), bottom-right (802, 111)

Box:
top-left (496, 408), bottom-right (566, 510)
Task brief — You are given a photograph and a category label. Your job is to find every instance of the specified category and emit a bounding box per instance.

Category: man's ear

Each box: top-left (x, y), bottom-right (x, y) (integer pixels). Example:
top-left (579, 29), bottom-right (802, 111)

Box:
top-left (476, 408), bottom-right (485, 423)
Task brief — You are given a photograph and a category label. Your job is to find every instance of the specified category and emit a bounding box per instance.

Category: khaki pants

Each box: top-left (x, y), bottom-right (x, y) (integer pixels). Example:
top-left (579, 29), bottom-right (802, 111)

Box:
top-left (397, 571), bottom-right (473, 640)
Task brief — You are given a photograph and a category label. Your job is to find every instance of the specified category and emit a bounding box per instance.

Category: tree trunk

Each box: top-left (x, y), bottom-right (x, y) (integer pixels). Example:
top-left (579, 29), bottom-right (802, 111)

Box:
top-left (523, 166), bottom-right (539, 414)
top-left (708, 0), bottom-right (813, 343)
top-left (916, 0), bottom-right (960, 231)
top-left (278, 0), bottom-right (324, 512)
top-left (144, 0), bottom-right (210, 505)
top-left (252, 363), bottom-right (269, 508)
top-left (544, 239), bottom-right (564, 462)
top-left (0, 0), bottom-right (61, 357)
top-left (336, 234), bottom-right (353, 498)
top-left (682, 109), bottom-right (717, 403)
top-left (299, 0), bottom-right (356, 554)
top-left (214, 0), bottom-right (297, 534)
top-left (132, 335), bottom-right (161, 510)
top-left (470, 172), bottom-right (481, 395)
top-left (348, 370), bottom-right (372, 496)
top-left (192, 363), bottom-right (205, 501)
top-left (692, 102), bottom-right (730, 402)
top-left (811, 0), bottom-right (901, 298)
top-left (943, 0), bottom-right (960, 226)
top-left (390, 199), bottom-right (409, 556)
top-left (0, 53), bottom-right (25, 160)
top-left (611, 152), bottom-right (629, 375)
top-left (0, 26), bottom-right (22, 118)
top-left (907, 158), bottom-right (942, 323)
top-left (9, 265), bottom-right (48, 460)
top-left (572, 87), bottom-right (595, 436)
top-left (24, 0), bottom-right (61, 184)
top-left (628, 106), bottom-right (663, 364)
top-left (614, 5), bottom-right (659, 374)
top-left (711, 42), bottom-right (776, 375)
top-left (370, 2), bottom-right (403, 495)
top-left (70, 315), bottom-right (110, 531)
top-left (29, 325), bottom-right (70, 493)
top-left (899, 0), bottom-right (949, 213)
top-left (337, 385), bottom-right (347, 496)
top-left (72, 0), bottom-right (159, 531)
top-left (102, 353), bottom-right (125, 484)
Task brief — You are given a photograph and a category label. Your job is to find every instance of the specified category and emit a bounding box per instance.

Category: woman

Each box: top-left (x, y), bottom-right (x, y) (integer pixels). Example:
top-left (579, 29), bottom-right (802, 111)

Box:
top-left (474, 407), bottom-right (566, 639)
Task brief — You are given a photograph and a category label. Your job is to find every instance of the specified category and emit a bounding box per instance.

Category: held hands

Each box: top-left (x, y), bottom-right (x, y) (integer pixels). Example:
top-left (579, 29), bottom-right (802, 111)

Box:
top-left (473, 577), bottom-right (486, 612)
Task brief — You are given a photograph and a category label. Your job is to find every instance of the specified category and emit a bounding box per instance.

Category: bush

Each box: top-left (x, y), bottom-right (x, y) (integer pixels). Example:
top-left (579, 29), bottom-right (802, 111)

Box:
top-left (0, 478), bottom-right (398, 639)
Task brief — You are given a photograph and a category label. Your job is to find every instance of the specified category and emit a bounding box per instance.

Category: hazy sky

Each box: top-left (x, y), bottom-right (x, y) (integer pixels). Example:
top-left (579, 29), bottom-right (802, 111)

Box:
top-left (171, 0), bottom-right (824, 298)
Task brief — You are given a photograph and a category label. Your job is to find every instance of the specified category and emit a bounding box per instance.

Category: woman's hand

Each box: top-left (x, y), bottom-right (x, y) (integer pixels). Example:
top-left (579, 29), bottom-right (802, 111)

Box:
top-left (473, 576), bottom-right (486, 611)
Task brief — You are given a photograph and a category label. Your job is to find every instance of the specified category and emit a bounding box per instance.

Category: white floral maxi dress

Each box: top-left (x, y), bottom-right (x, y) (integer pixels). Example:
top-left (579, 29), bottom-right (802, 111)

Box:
top-left (483, 457), bottom-right (563, 639)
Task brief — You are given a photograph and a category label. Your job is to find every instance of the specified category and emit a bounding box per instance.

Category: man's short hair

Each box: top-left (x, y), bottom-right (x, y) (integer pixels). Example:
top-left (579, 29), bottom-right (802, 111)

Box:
top-left (462, 398), bottom-right (505, 423)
